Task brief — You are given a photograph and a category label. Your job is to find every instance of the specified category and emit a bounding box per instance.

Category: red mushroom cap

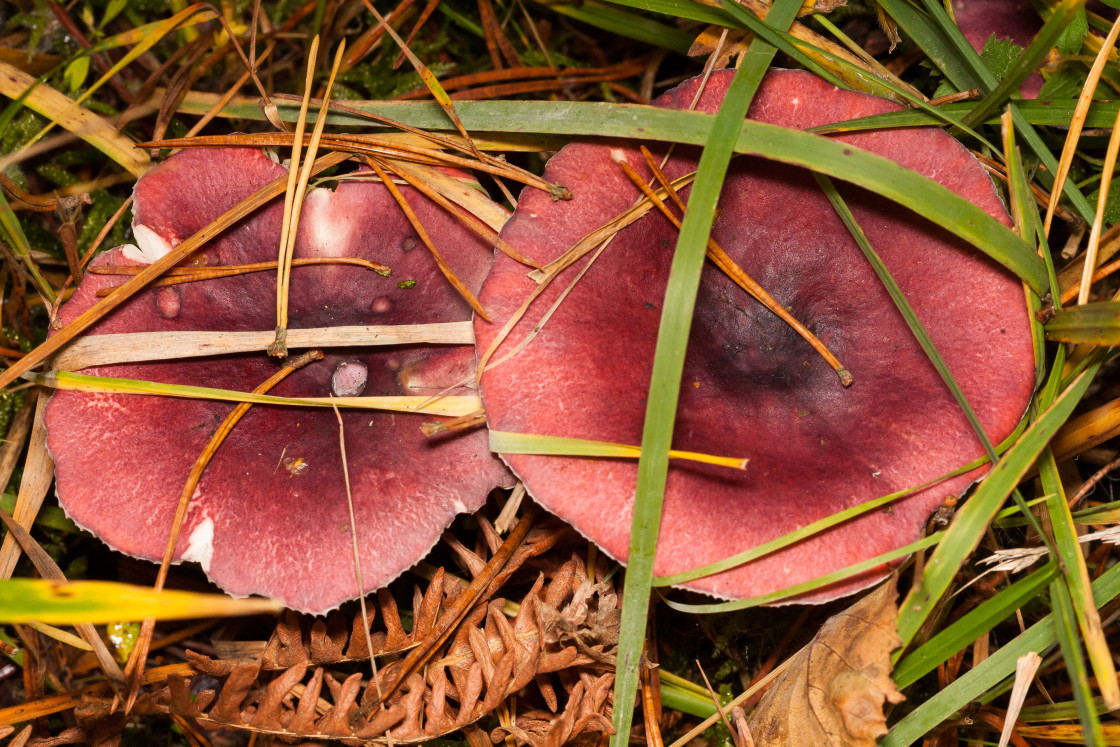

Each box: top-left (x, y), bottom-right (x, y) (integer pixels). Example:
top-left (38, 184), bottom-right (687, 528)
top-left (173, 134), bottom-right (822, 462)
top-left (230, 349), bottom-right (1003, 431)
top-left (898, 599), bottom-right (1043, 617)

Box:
top-left (45, 147), bottom-right (512, 614)
top-left (475, 70), bottom-right (1035, 602)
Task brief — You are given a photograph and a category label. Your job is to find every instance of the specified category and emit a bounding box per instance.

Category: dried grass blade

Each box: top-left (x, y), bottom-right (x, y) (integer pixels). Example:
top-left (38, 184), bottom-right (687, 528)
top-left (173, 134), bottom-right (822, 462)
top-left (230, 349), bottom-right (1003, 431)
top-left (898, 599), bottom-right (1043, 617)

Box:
top-left (1078, 99), bottom-right (1120, 305)
top-left (52, 322), bottom-right (474, 370)
top-left (0, 395), bottom-right (52, 580)
top-left (382, 158), bottom-right (512, 232)
top-left (1044, 14), bottom-right (1120, 236)
top-left (23, 4), bottom-right (218, 155)
top-left (272, 36), bottom-right (345, 357)
top-left (0, 61), bottom-right (150, 177)
top-left (367, 157), bottom-right (490, 320)
top-left (123, 351), bottom-right (324, 708)
top-left (378, 158), bottom-right (536, 266)
top-left (0, 150), bottom-right (349, 391)
top-left (329, 394), bottom-right (380, 692)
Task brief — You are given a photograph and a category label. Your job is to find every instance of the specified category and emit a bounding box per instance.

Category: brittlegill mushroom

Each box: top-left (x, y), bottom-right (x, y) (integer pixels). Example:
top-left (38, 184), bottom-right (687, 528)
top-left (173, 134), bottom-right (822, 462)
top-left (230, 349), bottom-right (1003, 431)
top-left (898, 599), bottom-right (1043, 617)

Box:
top-left (44, 147), bottom-right (513, 614)
top-left (475, 69), bottom-right (1036, 603)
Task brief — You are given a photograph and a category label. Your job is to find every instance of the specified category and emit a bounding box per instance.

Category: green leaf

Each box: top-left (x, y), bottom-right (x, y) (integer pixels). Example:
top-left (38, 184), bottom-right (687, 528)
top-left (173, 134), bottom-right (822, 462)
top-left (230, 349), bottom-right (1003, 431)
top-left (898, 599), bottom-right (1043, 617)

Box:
top-left (1039, 68), bottom-right (1090, 99)
top-left (100, 0), bottom-right (131, 29)
top-left (980, 36), bottom-right (1024, 80)
top-left (1056, 7), bottom-right (1089, 55)
top-left (63, 56), bottom-right (91, 94)
top-left (1045, 302), bottom-right (1120, 345)
top-left (0, 579), bottom-right (282, 623)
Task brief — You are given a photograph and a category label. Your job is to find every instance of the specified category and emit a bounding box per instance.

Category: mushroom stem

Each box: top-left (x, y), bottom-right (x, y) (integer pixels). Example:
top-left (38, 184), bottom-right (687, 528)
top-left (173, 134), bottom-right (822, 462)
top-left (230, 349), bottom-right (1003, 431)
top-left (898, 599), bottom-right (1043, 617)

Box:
top-left (90, 256), bottom-right (392, 296)
top-left (618, 151), bottom-right (853, 387)
top-left (123, 350), bottom-right (324, 708)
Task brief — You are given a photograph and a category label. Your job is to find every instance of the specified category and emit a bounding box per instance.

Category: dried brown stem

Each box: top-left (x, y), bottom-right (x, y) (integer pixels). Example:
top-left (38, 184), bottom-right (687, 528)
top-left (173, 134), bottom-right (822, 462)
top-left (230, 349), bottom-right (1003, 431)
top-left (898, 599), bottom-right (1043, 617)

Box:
top-left (90, 256), bottom-right (391, 296)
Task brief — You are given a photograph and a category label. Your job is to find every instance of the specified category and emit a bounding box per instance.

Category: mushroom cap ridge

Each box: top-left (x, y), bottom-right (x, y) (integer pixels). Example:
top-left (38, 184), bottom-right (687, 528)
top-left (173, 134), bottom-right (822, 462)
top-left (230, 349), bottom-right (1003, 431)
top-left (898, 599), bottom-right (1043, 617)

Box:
top-left (45, 147), bottom-right (513, 615)
top-left (475, 69), bottom-right (1036, 603)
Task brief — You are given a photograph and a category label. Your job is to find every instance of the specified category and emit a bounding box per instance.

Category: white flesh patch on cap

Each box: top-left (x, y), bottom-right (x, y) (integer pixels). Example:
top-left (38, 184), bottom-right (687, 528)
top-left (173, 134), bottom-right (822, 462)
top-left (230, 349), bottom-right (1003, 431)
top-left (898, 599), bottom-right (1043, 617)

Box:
top-left (181, 517), bottom-right (215, 572)
top-left (122, 224), bottom-right (173, 264)
top-left (299, 188), bottom-right (355, 258)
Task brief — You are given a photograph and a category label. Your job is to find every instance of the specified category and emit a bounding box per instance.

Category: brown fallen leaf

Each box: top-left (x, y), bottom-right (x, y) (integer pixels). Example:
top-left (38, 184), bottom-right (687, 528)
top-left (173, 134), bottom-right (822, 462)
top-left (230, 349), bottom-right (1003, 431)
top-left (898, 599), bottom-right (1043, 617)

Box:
top-left (747, 578), bottom-right (905, 746)
top-left (688, 26), bottom-right (752, 70)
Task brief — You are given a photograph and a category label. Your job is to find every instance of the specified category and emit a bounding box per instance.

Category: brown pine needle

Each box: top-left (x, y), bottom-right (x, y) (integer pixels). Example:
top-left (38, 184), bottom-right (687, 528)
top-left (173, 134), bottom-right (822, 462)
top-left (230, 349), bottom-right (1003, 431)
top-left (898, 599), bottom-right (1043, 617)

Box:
top-left (1060, 254), bottom-right (1120, 305)
top-left (90, 256), bottom-right (391, 296)
top-left (122, 350), bottom-right (324, 710)
top-left (621, 150), bottom-right (853, 387)
top-left (366, 157), bottom-right (490, 320)
top-left (359, 0), bottom-right (486, 164)
top-left (376, 157), bottom-right (542, 268)
top-left (0, 150), bottom-right (349, 392)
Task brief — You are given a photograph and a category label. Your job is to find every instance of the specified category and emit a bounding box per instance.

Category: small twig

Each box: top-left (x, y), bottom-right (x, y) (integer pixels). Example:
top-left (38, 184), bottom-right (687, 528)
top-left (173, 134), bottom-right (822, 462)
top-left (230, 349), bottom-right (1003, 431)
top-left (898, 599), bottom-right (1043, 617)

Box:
top-left (1069, 454), bottom-right (1120, 509)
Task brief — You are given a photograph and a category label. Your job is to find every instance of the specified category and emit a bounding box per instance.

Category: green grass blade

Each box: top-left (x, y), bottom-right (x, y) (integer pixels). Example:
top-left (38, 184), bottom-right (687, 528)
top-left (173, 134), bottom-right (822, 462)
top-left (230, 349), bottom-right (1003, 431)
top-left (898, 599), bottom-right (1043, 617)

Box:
top-left (877, 0), bottom-right (982, 89)
top-left (609, 1), bottom-right (803, 742)
top-left (1040, 447), bottom-right (1120, 708)
top-left (893, 562), bottom-right (1059, 689)
top-left (654, 437), bottom-right (1013, 587)
top-left (810, 99), bottom-right (1120, 133)
top-left (1046, 302), bottom-right (1120, 345)
top-left (896, 364), bottom-right (1099, 651)
top-left (1050, 580), bottom-right (1107, 745)
top-left (879, 0), bottom-right (1095, 223)
top-left (27, 370), bottom-right (481, 416)
top-left (663, 534), bottom-right (942, 613)
top-left (883, 559), bottom-right (1120, 746)
top-left (815, 173), bottom-right (998, 459)
top-left (0, 190), bottom-right (56, 304)
top-left (488, 430), bottom-right (747, 469)
top-left (189, 89), bottom-right (1120, 132)
top-left (0, 579), bottom-right (282, 623)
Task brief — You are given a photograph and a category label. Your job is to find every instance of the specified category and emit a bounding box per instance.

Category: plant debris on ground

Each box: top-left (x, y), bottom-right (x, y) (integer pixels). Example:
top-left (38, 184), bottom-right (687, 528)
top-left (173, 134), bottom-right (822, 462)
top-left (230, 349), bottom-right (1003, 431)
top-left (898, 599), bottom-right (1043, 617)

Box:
top-left (2, 0), bottom-right (1120, 746)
